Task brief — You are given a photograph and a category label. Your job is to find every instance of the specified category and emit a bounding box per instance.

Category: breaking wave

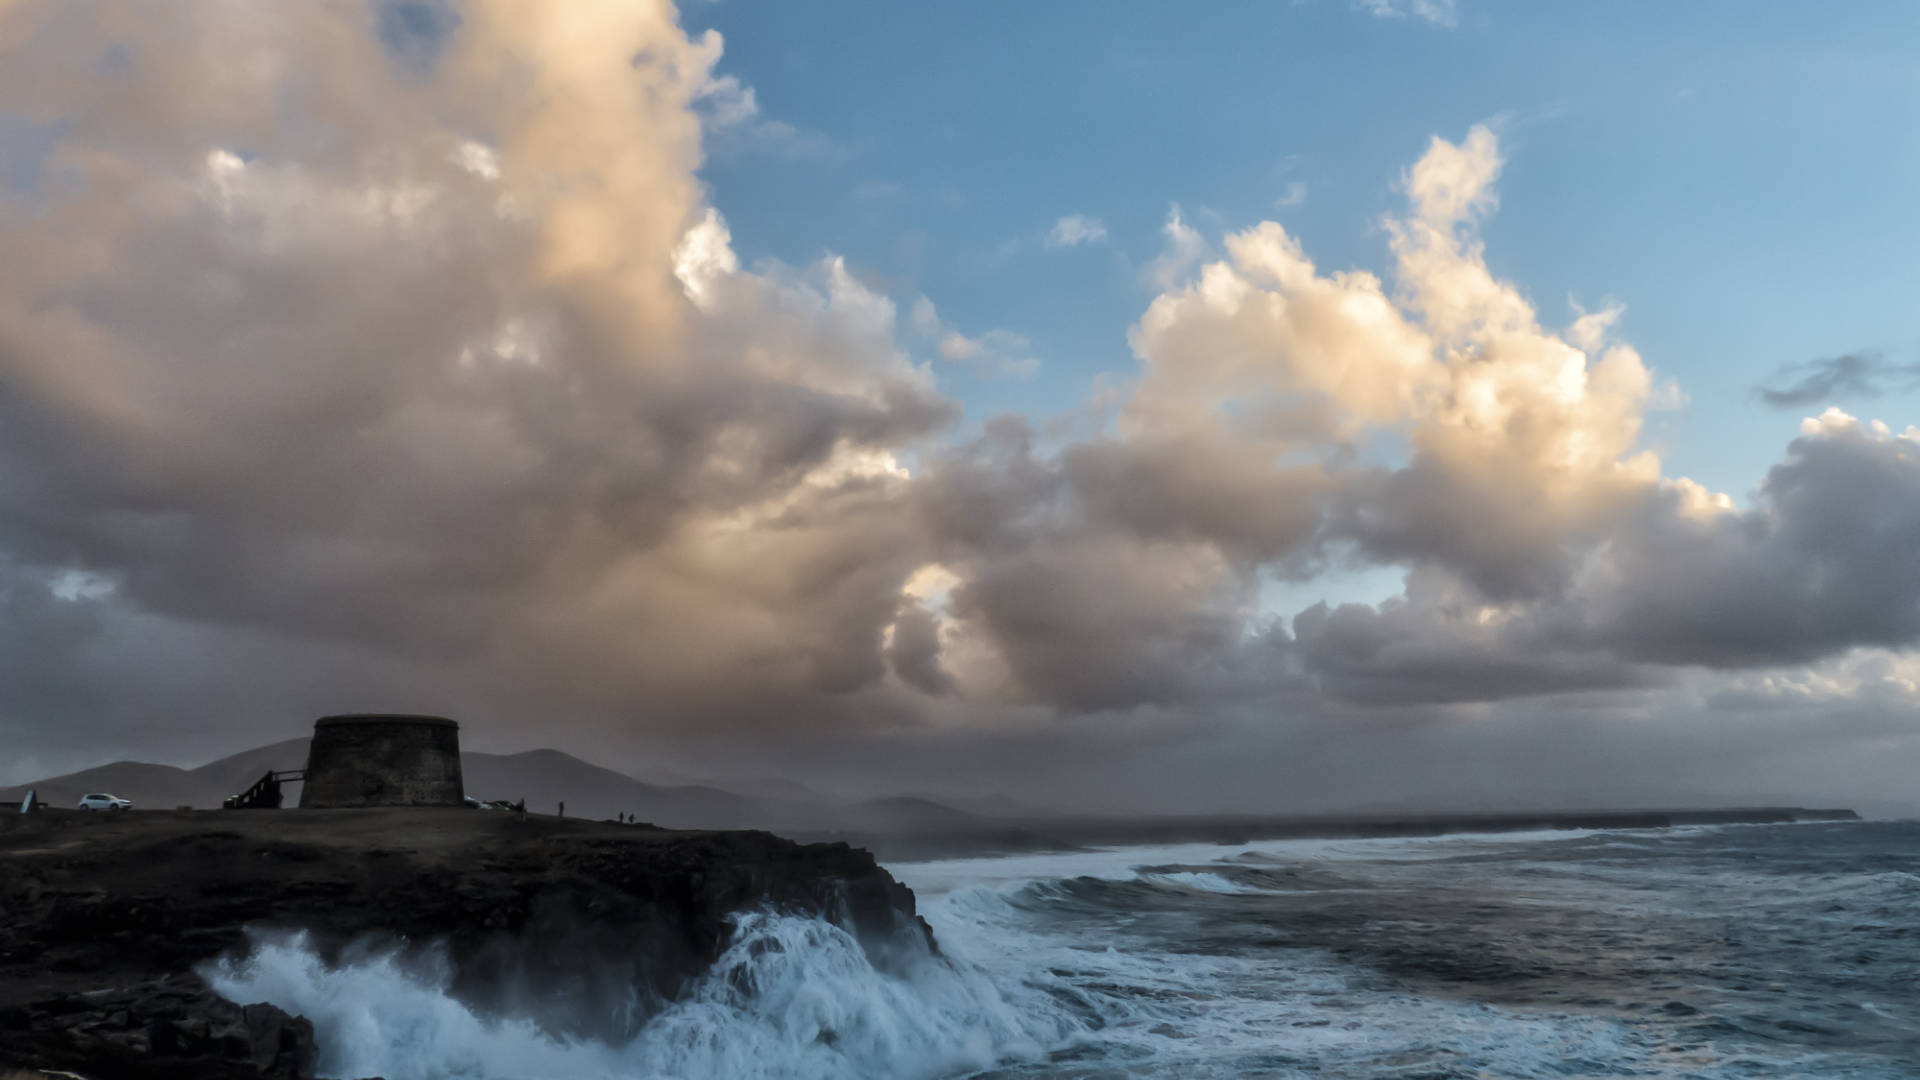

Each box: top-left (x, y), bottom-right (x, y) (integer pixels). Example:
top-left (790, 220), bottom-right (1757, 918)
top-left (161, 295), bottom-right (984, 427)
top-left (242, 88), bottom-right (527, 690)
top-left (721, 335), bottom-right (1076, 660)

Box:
top-left (204, 911), bottom-right (1083, 1080)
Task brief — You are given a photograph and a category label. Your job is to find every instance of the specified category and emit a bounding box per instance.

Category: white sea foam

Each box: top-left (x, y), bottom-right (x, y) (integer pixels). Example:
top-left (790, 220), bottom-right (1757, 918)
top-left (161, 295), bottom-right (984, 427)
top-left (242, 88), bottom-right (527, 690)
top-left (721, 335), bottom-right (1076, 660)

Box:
top-left (917, 876), bottom-right (1710, 1079)
top-left (205, 911), bottom-right (1082, 1080)
top-left (1140, 870), bottom-right (1266, 894)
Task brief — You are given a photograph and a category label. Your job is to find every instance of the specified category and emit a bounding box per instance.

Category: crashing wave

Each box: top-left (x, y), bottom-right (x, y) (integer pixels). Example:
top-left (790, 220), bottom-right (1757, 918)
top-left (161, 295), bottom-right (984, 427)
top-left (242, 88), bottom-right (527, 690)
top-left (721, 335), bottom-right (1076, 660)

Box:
top-left (204, 910), bottom-right (1083, 1080)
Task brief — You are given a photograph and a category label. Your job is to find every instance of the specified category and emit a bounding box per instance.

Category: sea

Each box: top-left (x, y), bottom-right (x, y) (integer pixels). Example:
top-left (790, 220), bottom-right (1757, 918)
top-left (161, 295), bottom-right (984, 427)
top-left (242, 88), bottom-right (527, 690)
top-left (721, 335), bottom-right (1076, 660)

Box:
top-left (207, 819), bottom-right (1920, 1079)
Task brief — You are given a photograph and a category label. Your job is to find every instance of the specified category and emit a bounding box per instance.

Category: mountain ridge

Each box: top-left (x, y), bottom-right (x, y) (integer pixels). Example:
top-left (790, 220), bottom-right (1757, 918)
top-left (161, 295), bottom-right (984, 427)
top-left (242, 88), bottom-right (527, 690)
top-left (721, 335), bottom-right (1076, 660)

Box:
top-left (0, 739), bottom-right (992, 832)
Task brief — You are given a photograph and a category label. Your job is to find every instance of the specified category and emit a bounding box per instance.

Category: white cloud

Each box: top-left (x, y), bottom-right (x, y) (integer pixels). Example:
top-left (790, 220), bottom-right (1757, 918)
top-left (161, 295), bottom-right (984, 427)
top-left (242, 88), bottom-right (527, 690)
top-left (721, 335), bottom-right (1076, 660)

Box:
top-left (1354, 0), bottom-right (1459, 27)
top-left (1046, 214), bottom-right (1108, 248)
top-left (695, 72), bottom-right (762, 132)
top-left (693, 45), bottom-right (838, 159)
top-left (910, 296), bottom-right (1041, 379)
top-left (672, 208), bottom-right (739, 309)
top-left (452, 139), bottom-right (500, 181)
top-left (1275, 180), bottom-right (1307, 208)
top-left (1143, 204), bottom-right (1207, 290)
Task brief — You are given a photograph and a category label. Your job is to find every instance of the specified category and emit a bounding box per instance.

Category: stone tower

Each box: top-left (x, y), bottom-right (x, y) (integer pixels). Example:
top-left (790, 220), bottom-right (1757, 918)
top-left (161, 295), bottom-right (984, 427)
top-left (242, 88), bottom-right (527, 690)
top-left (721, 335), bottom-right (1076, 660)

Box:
top-left (298, 714), bottom-right (465, 809)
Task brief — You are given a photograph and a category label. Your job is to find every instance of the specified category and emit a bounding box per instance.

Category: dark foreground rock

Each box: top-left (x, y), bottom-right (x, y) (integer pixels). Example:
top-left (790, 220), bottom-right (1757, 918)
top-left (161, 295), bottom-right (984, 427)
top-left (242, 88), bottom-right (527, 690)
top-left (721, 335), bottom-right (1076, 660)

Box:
top-left (2, 974), bottom-right (315, 1080)
top-left (0, 808), bottom-right (930, 1080)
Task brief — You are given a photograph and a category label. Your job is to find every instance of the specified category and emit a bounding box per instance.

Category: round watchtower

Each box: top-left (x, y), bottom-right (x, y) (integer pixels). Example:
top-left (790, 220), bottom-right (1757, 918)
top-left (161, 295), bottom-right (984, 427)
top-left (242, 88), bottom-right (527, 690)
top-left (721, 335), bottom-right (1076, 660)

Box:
top-left (298, 714), bottom-right (464, 809)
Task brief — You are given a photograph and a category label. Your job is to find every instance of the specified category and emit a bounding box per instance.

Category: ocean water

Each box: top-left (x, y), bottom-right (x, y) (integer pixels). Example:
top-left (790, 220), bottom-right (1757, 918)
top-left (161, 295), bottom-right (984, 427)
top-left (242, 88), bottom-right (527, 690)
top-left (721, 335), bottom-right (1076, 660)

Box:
top-left (208, 820), bottom-right (1920, 1078)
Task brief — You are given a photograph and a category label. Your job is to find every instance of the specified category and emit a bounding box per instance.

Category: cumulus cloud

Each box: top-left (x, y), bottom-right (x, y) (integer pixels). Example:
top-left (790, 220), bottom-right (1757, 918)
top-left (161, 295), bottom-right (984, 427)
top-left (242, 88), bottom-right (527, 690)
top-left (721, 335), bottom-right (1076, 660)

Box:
top-left (1562, 410), bottom-right (1920, 666)
top-left (1037, 122), bottom-right (1918, 713)
top-left (1754, 350), bottom-right (1920, 408)
top-left (0, 0), bottom-right (952, 765)
top-left (2, 1), bottom-right (1916, 812)
top-left (1046, 214), bottom-right (1107, 248)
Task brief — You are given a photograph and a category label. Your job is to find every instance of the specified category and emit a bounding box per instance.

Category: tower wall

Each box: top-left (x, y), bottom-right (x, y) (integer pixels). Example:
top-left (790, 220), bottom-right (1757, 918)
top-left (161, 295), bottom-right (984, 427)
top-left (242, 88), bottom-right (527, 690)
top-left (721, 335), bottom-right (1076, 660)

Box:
top-left (298, 714), bottom-right (464, 808)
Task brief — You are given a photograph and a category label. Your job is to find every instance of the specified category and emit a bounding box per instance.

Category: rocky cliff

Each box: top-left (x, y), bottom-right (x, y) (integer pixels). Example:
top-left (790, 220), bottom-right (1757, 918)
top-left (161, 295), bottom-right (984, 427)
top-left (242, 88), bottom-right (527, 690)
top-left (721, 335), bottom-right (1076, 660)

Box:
top-left (0, 808), bottom-right (930, 1080)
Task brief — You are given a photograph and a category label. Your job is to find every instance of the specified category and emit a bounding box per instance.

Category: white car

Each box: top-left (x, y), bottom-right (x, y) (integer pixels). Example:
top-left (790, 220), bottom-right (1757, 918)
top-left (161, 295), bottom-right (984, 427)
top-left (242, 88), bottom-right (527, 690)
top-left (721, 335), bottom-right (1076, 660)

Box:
top-left (78, 793), bottom-right (132, 812)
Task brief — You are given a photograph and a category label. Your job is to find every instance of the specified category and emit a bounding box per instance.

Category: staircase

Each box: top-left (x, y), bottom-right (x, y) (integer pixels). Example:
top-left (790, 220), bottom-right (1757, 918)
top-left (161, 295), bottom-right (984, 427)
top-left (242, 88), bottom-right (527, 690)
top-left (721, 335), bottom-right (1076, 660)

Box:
top-left (223, 769), bottom-right (306, 810)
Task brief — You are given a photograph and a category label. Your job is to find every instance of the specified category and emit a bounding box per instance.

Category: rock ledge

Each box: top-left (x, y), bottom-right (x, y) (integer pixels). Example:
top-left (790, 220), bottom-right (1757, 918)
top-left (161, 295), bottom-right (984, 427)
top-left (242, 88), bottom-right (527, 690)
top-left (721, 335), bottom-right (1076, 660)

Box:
top-left (0, 808), bottom-right (929, 1079)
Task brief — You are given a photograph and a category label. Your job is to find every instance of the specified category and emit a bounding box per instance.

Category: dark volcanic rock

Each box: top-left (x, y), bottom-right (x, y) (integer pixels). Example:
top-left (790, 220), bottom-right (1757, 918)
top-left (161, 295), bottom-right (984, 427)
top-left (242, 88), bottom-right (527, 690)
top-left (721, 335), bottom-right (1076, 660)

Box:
top-left (0, 808), bottom-right (931, 1079)
top-left (0, 974), bottom-right (315, 1080)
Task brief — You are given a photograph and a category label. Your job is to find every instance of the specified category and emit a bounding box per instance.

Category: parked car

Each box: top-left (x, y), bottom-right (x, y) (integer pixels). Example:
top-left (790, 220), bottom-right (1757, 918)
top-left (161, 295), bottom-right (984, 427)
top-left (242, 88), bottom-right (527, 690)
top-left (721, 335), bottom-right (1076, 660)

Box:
top-left (78, 793), bottom-right (132, 811)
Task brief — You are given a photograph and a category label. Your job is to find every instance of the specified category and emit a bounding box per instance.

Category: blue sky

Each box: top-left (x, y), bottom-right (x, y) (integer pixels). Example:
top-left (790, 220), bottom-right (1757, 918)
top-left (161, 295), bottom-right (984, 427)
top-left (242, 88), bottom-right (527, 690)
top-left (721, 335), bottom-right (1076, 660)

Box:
top-left (687, 0), bottom-right (1920, 505)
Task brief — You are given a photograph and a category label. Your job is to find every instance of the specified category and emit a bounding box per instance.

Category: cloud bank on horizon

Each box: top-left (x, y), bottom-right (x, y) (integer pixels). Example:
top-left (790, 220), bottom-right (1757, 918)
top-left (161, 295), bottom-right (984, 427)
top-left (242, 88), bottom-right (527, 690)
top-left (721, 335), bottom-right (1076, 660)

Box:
top-left (1, 0), bottom-right (1916, 809)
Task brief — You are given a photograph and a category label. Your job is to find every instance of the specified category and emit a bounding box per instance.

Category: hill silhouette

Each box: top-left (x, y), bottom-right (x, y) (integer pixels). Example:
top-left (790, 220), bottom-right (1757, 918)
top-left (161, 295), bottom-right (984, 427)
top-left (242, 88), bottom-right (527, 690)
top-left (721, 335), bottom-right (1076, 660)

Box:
top-left (0, 739), bottom-right (992, 832)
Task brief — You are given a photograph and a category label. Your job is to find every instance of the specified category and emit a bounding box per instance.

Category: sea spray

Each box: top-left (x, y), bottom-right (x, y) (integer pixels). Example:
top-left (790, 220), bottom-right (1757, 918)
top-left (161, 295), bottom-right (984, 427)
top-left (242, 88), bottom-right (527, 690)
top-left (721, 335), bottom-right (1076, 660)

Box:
top-left (205, 909), bottom-right (1084, 1080)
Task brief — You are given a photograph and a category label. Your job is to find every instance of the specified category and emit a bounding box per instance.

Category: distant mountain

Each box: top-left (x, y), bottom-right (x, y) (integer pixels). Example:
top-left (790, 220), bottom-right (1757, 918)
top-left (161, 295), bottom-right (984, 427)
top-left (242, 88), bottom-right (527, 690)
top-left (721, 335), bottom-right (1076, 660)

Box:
top-left (935, 792), bottom-right (1046, 819)
top-left (0, 737), bottom-right (310, 811)
top-left (839, 795), bottom-right (980, 832)
top-left (703, 775), bottom-right (830, 805)
top-left (0, 739), bottom-right (986, 835)
top-left (460, 748), bottom-right (762, 828)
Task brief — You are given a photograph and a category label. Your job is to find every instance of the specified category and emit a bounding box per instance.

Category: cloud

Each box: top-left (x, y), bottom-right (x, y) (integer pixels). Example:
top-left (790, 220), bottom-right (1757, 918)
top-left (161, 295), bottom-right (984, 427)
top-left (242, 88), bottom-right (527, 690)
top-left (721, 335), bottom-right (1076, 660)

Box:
top-left (1275, 181), bottom-right (1308, 208)
top-left (694, 57), bottom-right (838, 160)
top-left (1290, 572), bottom-right (1664, 707)
top-left (1080, 123), bottom-right (1920, 710)
top-left (1286, 409), bottom-right (1920, 705)
top-left (1562, 410), bottom-right (1920, 667)
top-left (1045, 214), bottom-right (1107, 248)
top-left (909, 297), bottom-right (1040, 379)
top-left (0, 0), bottom-right (956, 764)
top-left (1143, 204), bottom-right (1207, 290)
top-left (1754, 350), bottom-right (1920, 408)
top-left (914, 418), bottom-right (1283, 712)
top-left (885, 598), bottom-right (955, 696)
top-left (2, 2), bottom-right (1917, 813)
top-left (1354, 0), bottom-right (1459, 27)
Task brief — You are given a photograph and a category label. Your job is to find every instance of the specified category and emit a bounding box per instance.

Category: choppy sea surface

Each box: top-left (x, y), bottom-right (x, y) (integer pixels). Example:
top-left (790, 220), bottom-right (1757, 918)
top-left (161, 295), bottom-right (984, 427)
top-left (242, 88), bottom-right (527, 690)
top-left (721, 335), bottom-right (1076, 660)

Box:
top-left (211, 820), bottom-right (1920, 1078)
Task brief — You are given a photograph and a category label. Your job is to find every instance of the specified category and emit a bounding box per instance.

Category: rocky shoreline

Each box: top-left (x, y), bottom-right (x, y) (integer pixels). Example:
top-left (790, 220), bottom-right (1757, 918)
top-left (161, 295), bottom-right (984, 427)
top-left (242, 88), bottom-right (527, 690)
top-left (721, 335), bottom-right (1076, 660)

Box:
top-left (0, 808), bottom-right (931, 1080)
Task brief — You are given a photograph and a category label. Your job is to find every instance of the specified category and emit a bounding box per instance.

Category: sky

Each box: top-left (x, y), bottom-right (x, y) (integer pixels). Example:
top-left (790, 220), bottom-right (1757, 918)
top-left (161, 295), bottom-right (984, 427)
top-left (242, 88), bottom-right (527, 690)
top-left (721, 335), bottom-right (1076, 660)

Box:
top-left (2, 1), bottom-right (1918, 814)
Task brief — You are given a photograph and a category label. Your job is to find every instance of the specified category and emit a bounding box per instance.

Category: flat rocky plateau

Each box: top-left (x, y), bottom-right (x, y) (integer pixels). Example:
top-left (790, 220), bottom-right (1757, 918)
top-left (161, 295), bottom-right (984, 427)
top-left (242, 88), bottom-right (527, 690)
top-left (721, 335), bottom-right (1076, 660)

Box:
top-left (0, 808), bottom-right (930, 1080)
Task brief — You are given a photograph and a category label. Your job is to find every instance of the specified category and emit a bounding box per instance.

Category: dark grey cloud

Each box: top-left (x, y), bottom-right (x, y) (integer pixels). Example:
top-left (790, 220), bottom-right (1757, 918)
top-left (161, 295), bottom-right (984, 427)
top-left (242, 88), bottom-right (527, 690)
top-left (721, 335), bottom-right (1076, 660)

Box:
top-left (1754, 351), bottom-right (1920, 408)
top-left (1291, 595), bottom-right (1665, 706)
top-left (1062, 435), bottom-right (1327, 566)
top-left (917, 418), bottom-right (1283, 713)
top-left (1284, 413), bottom-right (1920, 707)
top-left (1566, 416), bottom-right (1920, 667)
top-left (1329, 460), bottom-right (1597, 602)
top-left (884, 600), bottom-right (954, 696)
